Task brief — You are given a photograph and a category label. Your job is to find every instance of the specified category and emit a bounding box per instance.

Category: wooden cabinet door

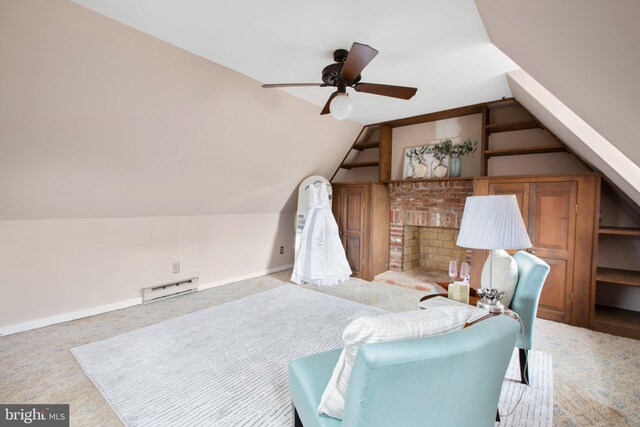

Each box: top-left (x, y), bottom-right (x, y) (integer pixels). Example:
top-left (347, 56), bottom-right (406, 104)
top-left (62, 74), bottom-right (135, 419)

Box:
top-left (341, 186), bottom-right (366, 278)
top-left (472, 182), bottom-right (531, 283)
top-left (476, 176), bottom-right (595, 326)
top-left (331, 188), bottom-right (342, 235)
top-left (527, 182), bottom-right (578, 323)
top-left (488, 182), bottom-right (530, 229)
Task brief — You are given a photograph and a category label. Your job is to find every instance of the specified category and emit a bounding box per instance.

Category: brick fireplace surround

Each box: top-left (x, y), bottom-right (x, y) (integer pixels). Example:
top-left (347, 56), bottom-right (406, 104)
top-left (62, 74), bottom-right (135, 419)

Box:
top-left (389, 179), bottom-right (474, 272)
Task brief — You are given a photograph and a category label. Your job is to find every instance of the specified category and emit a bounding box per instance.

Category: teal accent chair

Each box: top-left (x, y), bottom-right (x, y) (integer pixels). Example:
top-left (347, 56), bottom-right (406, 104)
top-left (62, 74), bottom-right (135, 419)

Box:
top-left (509, 250), bottom-right (551, 385)
top-left (288, 316), bottom-right (520, 427)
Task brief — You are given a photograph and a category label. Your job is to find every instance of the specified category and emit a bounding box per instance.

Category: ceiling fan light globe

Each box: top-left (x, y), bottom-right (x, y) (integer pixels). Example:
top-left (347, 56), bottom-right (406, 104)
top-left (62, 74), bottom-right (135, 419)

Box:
top-left (329, 93), bottom-right (353, 120)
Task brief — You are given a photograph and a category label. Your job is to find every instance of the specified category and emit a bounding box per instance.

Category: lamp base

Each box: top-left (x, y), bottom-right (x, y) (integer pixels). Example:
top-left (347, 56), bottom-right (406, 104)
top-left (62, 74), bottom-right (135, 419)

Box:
top-left (477, 300), bottom-right (505, 314)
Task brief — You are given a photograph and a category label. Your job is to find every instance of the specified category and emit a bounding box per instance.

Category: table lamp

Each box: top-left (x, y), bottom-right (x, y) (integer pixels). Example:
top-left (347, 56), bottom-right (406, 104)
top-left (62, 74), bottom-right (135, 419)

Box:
top-left (456, 195), bottom-right (532, 313)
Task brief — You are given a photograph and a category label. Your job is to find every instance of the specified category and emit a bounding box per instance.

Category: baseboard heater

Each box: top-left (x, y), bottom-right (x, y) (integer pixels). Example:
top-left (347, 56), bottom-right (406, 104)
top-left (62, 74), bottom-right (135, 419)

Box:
top-left (142, 277), bottom-right (199, 303)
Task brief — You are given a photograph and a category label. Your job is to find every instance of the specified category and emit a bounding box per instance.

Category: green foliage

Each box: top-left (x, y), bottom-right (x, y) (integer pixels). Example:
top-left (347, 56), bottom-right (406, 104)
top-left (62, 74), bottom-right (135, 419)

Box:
top-left (452, 139), bottom-right (478, 157)
top-left (432, 138), bottom-right (477, 160)
top-left (405, 146), bottom-right (430, 162)
top-left (432, 139), bottom-right (452, 161)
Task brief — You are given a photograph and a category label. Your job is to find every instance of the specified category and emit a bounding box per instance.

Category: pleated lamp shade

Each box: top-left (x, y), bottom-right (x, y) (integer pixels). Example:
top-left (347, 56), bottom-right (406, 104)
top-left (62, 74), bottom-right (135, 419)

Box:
top-left (456, 195), bottom-right (532, 250)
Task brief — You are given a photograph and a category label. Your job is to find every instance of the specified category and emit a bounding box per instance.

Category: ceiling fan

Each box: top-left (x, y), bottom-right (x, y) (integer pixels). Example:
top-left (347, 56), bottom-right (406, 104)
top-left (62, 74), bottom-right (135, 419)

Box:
top-left (262, 42), bottom-right (417, 120)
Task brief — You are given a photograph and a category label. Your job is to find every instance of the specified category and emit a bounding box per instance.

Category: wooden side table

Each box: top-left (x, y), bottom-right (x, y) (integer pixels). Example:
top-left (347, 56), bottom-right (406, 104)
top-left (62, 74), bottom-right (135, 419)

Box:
top-left (419, 281), bottom-right (519, 327)
top-left (418, 281), bottom-right (479, 304)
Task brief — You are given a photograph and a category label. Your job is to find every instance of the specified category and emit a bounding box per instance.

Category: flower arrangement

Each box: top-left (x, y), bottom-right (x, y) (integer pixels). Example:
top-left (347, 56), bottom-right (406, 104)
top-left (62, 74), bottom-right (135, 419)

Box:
top-left (451, 139), bottom-right (478, 157)
top-left (432, 138), bottom-right (478, 159)
top-left (402, 138), bottom-right (478, 179)
top-left (405, 146), bottom-right (430, 163)
top-left (432, 139), bottom-right (452, 161)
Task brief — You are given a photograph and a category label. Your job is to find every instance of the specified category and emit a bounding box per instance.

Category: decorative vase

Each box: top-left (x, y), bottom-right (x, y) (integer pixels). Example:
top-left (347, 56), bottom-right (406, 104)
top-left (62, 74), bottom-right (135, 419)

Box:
top-left (433, 161), bottom-right (448, 178)
top-left (413, 163), bottom-right (428, 178)
top-left (449, 156), bottom-right (462, 177)
top-left (405, 161), bottom-right (414, 179)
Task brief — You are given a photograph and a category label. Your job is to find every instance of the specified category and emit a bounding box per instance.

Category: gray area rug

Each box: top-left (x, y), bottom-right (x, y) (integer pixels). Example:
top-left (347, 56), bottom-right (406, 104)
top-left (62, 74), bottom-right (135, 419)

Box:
top-left (72, 285), bottom-right (384, 426)
top-left (72, 284), bottom-right (552, 426)
top-left (501, 349), bottom-right (553, 426)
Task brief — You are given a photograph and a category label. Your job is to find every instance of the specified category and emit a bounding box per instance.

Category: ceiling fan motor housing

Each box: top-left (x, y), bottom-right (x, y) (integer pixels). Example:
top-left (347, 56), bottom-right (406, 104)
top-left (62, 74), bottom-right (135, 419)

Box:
top-left (322, 60), bottom-right (361, 87)
top-left (333, 49), bottom-right (349, 63)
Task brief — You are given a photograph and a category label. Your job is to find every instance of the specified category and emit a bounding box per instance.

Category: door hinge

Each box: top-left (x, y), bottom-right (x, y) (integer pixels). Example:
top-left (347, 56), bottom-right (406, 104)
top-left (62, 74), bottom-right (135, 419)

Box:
top-left (570, 293), bottom-right (573, 302)
top-left (575, 204), bottom-right (578, 215)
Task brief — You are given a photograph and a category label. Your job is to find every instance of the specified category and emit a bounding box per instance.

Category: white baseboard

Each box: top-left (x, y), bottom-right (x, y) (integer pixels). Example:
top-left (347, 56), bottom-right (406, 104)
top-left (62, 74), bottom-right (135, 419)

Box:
top-left (0, 297), bottom-right (142, 337)
top-left (197, 263), bottom-right (293, 291)
top-left (0, 264), bottom-right (294, 337)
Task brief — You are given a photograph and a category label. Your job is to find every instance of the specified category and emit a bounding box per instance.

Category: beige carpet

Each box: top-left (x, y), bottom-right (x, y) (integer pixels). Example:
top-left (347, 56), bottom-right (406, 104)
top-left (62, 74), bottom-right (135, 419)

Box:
top-left (1, 270), bottom-right (639, 426)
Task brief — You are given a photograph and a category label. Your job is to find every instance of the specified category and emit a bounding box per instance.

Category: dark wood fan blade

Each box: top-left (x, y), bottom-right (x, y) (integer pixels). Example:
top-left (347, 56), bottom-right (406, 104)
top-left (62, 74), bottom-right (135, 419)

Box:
top-left (340, 42), bottom-right (378, 82)
top-left (321, 92), bottom-right (338, 115)
top-left (354, 83), bottom-right (417, 100)
top-left (262, 83), bottom-right (325, 88)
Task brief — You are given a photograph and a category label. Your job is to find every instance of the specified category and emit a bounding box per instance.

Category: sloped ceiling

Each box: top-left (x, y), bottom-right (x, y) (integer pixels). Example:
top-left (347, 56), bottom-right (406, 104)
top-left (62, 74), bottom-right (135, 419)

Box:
top-left (0, 0), bottom-right (359, 219)
top-left (508, 69), bottom-right (640, 206)
top-left (475, 0), bottom-right (640, 167)
top-left (70, 0), bottom-right (518, 125)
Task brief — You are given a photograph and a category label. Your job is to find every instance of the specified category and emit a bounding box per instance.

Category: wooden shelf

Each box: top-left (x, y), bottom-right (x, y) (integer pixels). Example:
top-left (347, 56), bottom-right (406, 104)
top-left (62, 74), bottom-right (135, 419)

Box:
top-left (386, 177), bottom-right (475, 184)
top-left (485, 120), bottom-right (542, 134)
top-left (352, 141), bottom-right (380, 151)
top-left (340, 161), bottom-right (379, 170)
top-left (484, 145), bottom-right (566, 158)
top-left (596, 267), bottom-right (640, 287)
top-left (591, 305), bottom-right (640, 340)
top-left (485, 98), bottom-right (517, 110)
top-left (599, 227), bottom-right (640, 236)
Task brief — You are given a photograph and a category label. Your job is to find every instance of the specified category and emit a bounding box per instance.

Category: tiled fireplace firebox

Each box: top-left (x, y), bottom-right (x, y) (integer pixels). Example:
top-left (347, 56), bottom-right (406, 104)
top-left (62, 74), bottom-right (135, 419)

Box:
top-left (389, 179), bottom-right (474, 272)
top-left (402, 226), bottom-right (467, 271)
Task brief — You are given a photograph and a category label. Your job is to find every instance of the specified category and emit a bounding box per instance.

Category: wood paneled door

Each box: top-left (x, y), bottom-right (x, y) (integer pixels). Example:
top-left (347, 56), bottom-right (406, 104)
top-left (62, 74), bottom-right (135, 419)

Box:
top-left (341, 186), bottom-right (366, 277)
top-left (527, 182), bottom-right (577, 323)
top-left (331, 183), bottom-right (390, 281)
top-left (474, 174), bottom-right (599, 327)
top-left (488, 182), bottom-right (530, 228)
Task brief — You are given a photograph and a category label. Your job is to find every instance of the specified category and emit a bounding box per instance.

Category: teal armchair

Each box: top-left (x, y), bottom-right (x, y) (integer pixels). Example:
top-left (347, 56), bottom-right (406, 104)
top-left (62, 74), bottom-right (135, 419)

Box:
top-left (288, 316), bottom-right (520, 427)
top-left (509, 250), bottom-right (550, 385)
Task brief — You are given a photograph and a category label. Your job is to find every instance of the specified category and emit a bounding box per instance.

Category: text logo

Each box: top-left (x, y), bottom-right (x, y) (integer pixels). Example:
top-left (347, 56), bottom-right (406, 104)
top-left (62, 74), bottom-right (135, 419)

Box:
top-left (1, 405), bottom-right (69, 426)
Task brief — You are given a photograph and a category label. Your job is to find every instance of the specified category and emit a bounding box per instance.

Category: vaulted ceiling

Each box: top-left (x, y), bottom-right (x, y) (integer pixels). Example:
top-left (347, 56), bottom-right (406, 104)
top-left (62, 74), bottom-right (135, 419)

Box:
top-left (0, 0), bottom-right (360, 219)
top-left (475, 0), bottom-right (640, 205)
top-left (71, 0), bottom-right (518, 125)
top-left (69, 0), bottom-right (639, 203)
top-left (475, 0), bottom-right (640, 167)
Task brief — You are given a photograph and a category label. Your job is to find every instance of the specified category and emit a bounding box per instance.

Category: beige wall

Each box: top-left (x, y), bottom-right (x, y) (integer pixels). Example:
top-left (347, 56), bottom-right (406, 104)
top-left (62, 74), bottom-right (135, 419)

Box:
top-left (487, 107), bottom-right (587, 176)
top-left (391, 114), bottom-right (483, 180)
top-left (0, 0), bottom-right (359, 219)
top-left (489, 151), bottom-right (586, 176)
top-left (388, 110), bottom-right (585, 180)
top-left (0, 0), bottom-right (359, 327)
top-left (332, 147), bottom-right (380, 183)
top-left (476, 0), bottom-right (640, 167)
top-left (0, 213), bottom-right (294, 326)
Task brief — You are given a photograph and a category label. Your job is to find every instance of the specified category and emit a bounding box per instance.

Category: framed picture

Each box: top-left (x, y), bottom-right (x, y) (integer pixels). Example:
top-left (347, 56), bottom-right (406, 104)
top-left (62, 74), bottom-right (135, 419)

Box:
top-left (402, 144), bottom-right (437, 179)
top-left (402, 138), bottom-right (460, 179)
